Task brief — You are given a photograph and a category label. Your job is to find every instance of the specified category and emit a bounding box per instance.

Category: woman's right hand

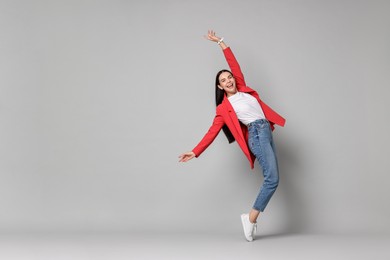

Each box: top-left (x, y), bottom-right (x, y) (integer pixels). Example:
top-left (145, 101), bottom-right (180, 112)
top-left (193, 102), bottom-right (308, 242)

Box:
top-left (204, 30), bottom-right (221, 43)
top-left (178, 151), bottom-right (196, 162)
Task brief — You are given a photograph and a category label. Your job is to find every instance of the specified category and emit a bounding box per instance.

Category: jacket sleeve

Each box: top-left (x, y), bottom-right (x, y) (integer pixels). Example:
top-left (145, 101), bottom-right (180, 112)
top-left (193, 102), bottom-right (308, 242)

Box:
top-left (223, 47), bottom-right (246, 91)
top-left (192, 113), bottom-right (225, 157)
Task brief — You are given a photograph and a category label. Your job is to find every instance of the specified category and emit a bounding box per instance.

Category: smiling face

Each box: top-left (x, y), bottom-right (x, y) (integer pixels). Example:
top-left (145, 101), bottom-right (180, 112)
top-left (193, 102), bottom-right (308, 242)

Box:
top-left (218, 72), bottom-right (237, 97)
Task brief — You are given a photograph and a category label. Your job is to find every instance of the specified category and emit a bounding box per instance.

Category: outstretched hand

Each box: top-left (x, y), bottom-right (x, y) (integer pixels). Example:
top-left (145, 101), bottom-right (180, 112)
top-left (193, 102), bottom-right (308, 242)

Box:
top-left (204, 30), bottom-right (222, 43)
top-left (178, 151), bottom-right (196, 163)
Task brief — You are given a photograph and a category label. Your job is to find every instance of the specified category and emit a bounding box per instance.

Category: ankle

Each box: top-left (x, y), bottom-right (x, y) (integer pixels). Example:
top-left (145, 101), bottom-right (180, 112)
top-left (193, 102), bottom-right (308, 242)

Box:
top-left (249, 209), bottom-right (260, 223)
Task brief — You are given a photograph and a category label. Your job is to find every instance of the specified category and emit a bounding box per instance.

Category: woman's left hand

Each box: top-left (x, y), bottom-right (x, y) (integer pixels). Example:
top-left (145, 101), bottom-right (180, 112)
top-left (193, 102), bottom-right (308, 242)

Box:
top-left (178, 151), bottom-right (196, 162)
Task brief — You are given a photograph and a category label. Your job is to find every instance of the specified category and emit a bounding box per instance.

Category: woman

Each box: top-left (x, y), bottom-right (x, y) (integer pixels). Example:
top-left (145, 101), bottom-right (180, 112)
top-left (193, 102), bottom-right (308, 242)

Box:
top-left (179, 30), bottom-right (286, 242)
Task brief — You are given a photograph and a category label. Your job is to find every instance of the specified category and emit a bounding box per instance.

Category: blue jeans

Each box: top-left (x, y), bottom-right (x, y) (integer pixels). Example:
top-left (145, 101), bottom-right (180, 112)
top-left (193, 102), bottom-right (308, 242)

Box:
top-left (248, 119), bottom-right (279, 212)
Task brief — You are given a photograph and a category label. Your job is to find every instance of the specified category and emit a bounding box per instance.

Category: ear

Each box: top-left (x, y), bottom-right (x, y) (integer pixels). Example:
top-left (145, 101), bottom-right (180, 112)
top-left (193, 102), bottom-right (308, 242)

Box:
top-left (217, 85), bottom-right (224, 90)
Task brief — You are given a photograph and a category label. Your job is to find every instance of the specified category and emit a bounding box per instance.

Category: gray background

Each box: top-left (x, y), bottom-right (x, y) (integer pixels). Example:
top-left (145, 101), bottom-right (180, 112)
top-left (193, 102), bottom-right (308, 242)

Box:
top-left (1, 0), bottom-right (389, 237)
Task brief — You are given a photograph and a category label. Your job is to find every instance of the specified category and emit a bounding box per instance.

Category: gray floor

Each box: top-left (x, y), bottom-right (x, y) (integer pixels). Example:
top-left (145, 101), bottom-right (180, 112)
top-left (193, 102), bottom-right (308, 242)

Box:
top-left (1, 231), bottom-right (389, 260)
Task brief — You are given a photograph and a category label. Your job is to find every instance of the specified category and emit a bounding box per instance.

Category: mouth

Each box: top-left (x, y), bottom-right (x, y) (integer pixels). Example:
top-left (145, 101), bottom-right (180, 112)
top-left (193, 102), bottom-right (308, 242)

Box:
top-left (226, 83), bottom-right (234, 89)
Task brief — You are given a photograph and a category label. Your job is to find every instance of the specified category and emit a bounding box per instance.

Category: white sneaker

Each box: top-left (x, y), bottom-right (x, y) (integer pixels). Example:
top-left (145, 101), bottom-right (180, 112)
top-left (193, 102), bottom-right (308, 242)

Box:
top-left (241, 214), bottom-right (257, 242)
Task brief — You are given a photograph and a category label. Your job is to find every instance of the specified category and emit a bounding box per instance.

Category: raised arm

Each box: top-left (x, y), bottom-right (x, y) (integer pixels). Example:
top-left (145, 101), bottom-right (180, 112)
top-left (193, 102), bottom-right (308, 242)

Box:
top-left (205, 30), bottom-right (246, 90)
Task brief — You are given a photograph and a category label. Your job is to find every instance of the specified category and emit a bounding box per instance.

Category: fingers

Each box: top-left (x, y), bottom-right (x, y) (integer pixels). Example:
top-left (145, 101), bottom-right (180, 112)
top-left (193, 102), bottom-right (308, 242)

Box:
top-left (178, 153), bottom-right (188, 162)
top-left (179, 156), bottom-right (189, 163)
top-left (179, 156), bottom-right (190, 162)
top-left (205, 29), bottom-right (218, 42)
top-left (178, 153), bottom-right (185, 162)
top-left (178, 152), bottom-right (194, 162)
top-left (178, 155), bottom-right (188, 162)
top-left (208, 30), bottom-right (215, 39)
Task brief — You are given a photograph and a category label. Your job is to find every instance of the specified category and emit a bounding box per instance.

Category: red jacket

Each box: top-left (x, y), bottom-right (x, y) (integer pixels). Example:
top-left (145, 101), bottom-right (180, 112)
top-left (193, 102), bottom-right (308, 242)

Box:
top-left (192, 47), bottom-right (286, 169)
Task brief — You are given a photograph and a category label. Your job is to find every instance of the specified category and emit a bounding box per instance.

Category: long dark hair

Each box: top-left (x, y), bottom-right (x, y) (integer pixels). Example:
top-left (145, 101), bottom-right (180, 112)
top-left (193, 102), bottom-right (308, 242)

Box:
top-left (215, 69), bottom-right (235, 143)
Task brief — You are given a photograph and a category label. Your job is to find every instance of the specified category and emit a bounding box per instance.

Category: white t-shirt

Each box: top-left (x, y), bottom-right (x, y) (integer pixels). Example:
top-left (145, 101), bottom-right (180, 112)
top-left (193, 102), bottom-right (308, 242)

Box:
top-left (228, 92), bottom-right (265, 125)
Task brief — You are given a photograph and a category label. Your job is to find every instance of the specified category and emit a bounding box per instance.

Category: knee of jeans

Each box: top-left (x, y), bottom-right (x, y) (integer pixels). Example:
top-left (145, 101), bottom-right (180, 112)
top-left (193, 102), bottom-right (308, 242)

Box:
top-left (274, 178), bottom-right (279, 189)
top-left (267, 175), bottom-right (279, 189)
